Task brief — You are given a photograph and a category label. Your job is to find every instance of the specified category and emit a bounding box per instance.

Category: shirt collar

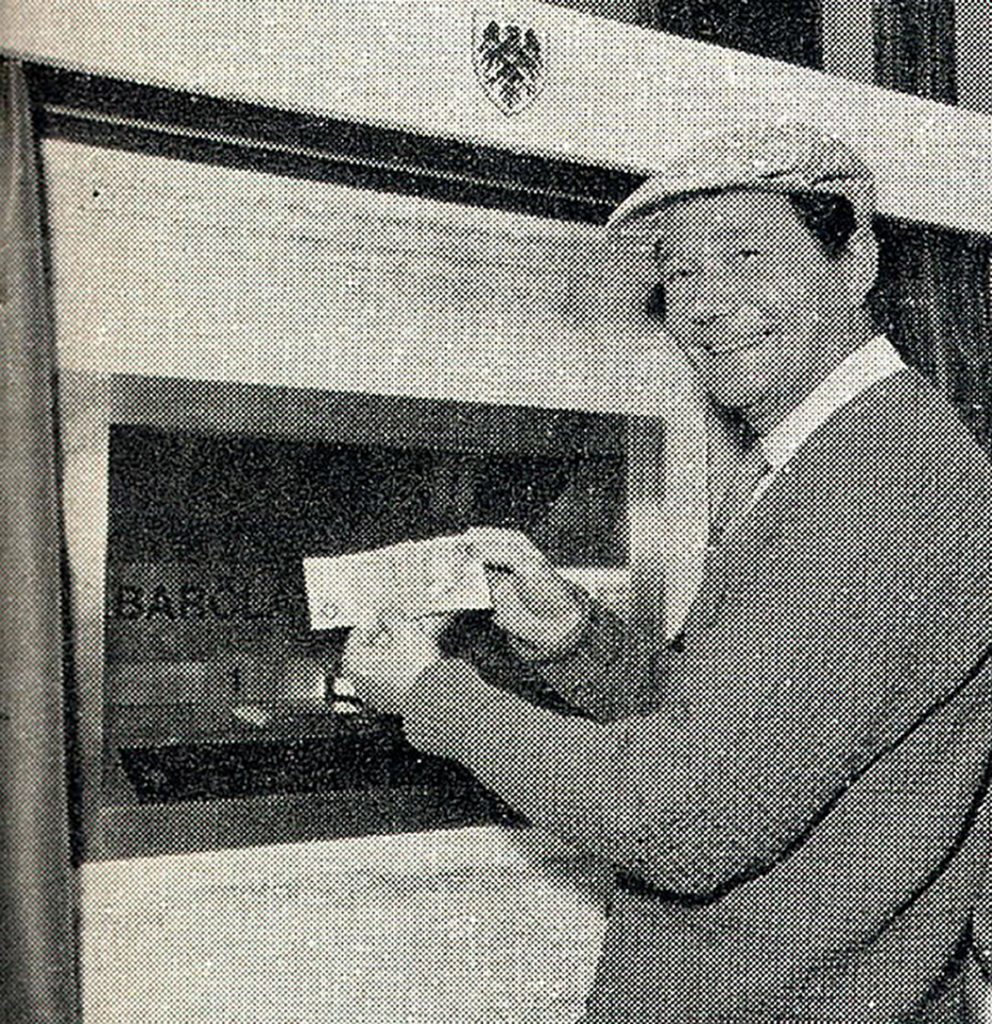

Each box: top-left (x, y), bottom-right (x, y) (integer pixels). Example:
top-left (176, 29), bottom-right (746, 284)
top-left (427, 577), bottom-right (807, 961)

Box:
top-left (758, 334), bottom-right (907, 471)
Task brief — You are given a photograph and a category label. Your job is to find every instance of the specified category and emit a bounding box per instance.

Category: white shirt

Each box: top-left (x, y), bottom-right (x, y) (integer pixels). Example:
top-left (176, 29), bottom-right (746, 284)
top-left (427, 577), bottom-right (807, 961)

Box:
top-left (747, 333), bottom-right (908, 512)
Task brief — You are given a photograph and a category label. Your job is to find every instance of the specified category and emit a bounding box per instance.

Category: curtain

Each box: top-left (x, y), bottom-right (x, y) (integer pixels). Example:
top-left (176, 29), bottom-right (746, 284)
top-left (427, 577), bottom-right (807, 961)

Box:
top-left (873, 220), bottom-right (992, 453)
top-left (872, 0), bottom-right (992, 455)
top-left (0, 58), bottom-right (81, 1023)
top-left (874, 0), bottom-right (957, 102)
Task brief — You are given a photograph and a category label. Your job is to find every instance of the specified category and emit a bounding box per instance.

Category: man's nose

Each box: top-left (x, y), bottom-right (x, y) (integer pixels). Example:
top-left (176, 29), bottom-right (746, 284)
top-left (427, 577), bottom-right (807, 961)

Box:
top-left (689, 274), bottom-right (744, 327)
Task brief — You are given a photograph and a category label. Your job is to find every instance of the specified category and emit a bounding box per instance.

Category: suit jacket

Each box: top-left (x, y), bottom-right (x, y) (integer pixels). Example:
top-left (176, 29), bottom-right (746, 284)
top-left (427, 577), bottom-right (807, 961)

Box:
top-left (400, 367), bottom-right (992, 1022)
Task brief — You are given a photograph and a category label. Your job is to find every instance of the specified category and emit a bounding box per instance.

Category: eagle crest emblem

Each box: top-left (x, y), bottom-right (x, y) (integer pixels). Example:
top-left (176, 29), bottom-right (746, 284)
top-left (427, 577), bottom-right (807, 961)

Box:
top-left (473, 15), bottom-right (546, 115)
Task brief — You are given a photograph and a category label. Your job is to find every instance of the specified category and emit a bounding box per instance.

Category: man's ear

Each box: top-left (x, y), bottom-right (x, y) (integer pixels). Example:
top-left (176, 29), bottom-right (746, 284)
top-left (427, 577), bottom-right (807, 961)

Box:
top-left (842, 229), bottom-right (879, 306)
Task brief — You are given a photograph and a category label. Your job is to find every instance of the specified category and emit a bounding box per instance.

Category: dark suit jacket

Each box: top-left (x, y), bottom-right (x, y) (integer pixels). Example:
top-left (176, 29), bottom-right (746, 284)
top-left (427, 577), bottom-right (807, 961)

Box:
top-left (400, 367), bottom-right (992, 1021)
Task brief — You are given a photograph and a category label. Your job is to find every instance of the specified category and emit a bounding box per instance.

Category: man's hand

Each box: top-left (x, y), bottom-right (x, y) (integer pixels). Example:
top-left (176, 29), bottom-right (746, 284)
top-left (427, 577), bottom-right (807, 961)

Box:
top-left (341, 614), bottom-right (445, 713)
top-left (463, 527), bottom-right (586, 657)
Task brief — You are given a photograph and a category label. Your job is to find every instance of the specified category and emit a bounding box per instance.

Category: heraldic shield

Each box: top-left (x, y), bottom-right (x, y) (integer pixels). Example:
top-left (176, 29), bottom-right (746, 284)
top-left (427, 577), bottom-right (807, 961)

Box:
top-left (473, 14), bottom-right (546, 115)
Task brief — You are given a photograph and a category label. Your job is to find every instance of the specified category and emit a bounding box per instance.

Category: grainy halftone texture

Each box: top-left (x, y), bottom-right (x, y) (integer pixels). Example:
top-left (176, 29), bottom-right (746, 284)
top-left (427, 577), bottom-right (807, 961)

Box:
top-left (9, 2), bottom-right (992, 1022)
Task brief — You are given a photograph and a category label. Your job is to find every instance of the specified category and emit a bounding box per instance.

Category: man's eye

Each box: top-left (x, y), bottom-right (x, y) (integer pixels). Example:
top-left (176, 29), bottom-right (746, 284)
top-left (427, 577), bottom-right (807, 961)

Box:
top-left (731, 248), bottom-right (761, 264)
top-left (663, 265), bottom-right (695, 283)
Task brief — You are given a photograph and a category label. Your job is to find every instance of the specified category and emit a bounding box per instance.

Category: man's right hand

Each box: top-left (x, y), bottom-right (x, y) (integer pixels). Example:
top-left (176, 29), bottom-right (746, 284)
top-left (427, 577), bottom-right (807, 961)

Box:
top-left (463, 527), bottom-right (587, 658)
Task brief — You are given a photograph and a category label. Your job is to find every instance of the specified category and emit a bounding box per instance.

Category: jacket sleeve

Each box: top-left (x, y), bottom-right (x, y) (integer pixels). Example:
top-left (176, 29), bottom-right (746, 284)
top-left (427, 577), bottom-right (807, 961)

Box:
top-left (396, 537), bottom-right (992, 900)
top-left (502, 593), bottom-right (653, 723)
top-left (446, 586), bottom-right (647, 724)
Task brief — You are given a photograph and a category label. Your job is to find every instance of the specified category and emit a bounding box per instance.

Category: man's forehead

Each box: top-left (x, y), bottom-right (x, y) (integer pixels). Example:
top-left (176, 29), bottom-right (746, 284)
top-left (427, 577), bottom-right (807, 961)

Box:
top-left (650, 189), bottom-right (798, 251)
top-left (653, 223), bottom-right (763, 261)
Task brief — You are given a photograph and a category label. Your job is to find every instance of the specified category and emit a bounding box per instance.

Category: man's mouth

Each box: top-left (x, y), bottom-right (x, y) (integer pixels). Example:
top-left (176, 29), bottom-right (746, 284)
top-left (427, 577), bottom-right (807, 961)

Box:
top-left (703, 328), bottom-right (778, 356)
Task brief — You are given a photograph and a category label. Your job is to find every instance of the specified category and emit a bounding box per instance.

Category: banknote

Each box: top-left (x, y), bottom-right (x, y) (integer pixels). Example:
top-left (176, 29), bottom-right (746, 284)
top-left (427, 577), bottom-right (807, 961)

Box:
top-left (303, 534), bottom-right (492, 629)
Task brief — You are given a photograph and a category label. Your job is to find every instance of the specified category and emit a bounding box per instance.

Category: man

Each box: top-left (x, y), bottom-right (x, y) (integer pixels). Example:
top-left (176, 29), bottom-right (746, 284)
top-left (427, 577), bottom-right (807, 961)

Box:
top-left (343, 123), bottom-right (992, 1021)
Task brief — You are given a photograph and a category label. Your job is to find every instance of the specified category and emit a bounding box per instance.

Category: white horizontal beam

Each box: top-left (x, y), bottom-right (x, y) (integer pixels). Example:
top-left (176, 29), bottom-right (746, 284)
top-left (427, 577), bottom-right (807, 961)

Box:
top-left (5, 0), bottom-right (991, 232)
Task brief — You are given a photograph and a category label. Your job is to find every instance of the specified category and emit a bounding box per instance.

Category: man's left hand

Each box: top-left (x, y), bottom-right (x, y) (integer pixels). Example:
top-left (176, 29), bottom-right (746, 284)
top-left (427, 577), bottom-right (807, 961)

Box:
top-left (341, 614), bottom-right (446, 713)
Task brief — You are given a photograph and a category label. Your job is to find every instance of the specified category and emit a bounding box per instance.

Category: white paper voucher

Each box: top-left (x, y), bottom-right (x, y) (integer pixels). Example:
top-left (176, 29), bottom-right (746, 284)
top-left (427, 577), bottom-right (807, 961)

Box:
top-left (303, 534), bottom-right (492, 629)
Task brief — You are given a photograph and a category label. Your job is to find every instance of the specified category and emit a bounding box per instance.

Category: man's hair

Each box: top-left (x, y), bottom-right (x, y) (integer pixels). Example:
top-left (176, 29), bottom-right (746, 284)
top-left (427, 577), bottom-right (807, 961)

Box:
top-left (646, 189), bottom-right (861, 322)
top-left (786, 192), bottom-right (859, 259)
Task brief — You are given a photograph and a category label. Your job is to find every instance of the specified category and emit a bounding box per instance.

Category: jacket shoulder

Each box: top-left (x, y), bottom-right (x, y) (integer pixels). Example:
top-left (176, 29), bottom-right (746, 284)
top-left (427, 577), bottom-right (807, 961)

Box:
top-left (780, 368), bottom-right (992, 524)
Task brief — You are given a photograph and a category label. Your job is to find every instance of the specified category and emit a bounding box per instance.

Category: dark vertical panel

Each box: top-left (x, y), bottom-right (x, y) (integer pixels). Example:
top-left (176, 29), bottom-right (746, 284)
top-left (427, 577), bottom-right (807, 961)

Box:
top-left (874, 0), bottom-right (958, 102)
top-left (873, 220), bottom-right (992, 452)
top-left (0, 58), bottom-right (80, 1024)
top-left (638, 0), bottom-right (823, 69)
top-left (871, 0), bottom-right (992, 454)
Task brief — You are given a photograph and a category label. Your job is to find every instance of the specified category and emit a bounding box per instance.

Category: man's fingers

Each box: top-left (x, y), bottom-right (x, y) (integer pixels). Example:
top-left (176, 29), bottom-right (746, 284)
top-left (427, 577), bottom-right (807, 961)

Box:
top-left (344, 623), bottom-right (393, 667)
top-left (346, 623), bottom-right (377, 648)
top-left (341, 626), bottom-right (374, 678)
top-left (415, 612), bottom-right (452, 639)
top-left (375, 611), bottom-right (405, 633)
top-left (485, 571), bottom-right (527, 624)
top-left (464, 526), bottom-right (546, 572)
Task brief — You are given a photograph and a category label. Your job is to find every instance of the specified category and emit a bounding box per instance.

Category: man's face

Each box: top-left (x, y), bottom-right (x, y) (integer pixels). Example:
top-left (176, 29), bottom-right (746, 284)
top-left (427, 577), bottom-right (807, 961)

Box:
top-left (650, 190), bottom-right (860, 419)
